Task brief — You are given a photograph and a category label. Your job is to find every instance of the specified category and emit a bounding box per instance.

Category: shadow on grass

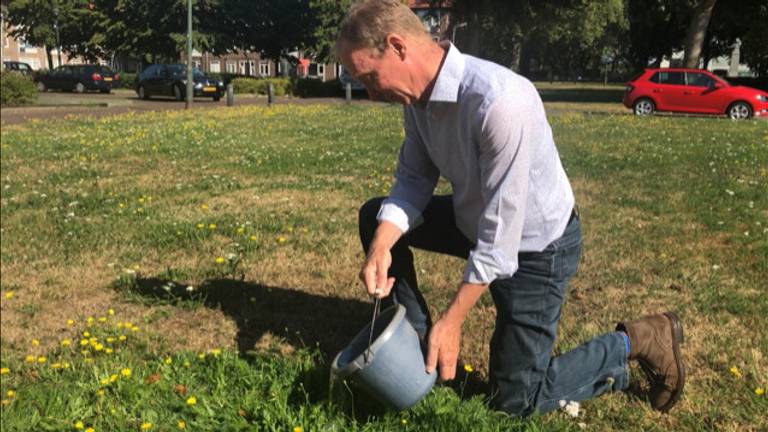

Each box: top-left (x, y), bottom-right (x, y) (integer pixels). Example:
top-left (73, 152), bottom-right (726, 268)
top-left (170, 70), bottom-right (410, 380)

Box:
top-left (538, 87), bottom-right (625, 104)
top-left (118, 276), bottom-right (492, 420)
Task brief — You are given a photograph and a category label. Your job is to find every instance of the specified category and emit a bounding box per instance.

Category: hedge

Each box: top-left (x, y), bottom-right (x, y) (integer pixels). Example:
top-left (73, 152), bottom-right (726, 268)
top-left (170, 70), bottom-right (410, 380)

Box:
top-left (291, 78), bottom-right (344, 98)
top-left (231, 77), bottom-right (292, 96)
top-left (0, 71), bottom-right (38, 106)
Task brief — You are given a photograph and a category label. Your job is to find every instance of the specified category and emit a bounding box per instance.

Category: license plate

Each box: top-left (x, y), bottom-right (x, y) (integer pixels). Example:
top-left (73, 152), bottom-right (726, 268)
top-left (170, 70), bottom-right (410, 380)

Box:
top-left (203, 86), bottom-right (216, 92)
top-left (104, 77), bottom-right (113, 81)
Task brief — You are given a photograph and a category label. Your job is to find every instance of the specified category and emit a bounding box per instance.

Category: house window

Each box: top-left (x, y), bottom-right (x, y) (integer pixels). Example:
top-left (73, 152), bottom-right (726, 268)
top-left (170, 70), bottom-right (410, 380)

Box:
top-left (317, 63), bottom-right (325, 77)
top-left (248, 60), bottom-right (256, 76)
top-left (259, 60), bottom-right (270, 76)
top-left (209, 60), bottom-right (220, 73)
top-left (238, 60), bottom-right (246, 75)
top-left (226, 61), bottom-right (236, 73)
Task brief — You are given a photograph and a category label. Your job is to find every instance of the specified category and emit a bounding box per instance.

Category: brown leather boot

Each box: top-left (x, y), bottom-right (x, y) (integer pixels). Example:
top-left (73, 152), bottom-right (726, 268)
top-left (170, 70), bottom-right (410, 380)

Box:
top-left (616, 311), bottom-right (686, 412)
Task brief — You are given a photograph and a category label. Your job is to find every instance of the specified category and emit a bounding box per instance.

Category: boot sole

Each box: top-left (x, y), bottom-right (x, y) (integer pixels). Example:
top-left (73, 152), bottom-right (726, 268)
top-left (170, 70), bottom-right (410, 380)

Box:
top-left (659, 311), bottom-right (685, 412)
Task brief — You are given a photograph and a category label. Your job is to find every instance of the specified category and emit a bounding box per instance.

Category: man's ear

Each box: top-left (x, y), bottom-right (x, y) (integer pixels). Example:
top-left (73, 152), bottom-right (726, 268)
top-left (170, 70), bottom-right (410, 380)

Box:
top-left (386, 33), bottom-right (407, 59)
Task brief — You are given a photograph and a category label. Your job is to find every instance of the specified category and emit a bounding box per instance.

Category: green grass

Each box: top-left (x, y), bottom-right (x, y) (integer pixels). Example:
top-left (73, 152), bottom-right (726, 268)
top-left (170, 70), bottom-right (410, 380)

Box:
top-left (1, 97), bottom-right (767, 431)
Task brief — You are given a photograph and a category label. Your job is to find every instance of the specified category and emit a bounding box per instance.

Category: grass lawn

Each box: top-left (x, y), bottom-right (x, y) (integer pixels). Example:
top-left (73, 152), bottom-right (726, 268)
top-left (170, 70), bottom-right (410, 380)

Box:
top-left (0, 95), bottom-right (766, 431)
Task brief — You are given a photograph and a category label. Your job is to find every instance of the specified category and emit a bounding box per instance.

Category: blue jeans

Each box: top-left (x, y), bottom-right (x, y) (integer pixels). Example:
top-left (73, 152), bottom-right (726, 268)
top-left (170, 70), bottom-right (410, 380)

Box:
top-left (359, 195), bottom-right (629, 416)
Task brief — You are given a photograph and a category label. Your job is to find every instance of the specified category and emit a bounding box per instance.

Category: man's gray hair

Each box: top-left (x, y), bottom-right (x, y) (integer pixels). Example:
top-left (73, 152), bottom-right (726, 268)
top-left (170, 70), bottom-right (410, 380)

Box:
top-left (336, 0), bottom-right (429, 53)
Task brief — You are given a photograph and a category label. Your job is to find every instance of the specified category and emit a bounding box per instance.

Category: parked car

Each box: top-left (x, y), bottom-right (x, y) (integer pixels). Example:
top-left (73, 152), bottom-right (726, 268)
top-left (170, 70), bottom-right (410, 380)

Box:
top-left (623, 68), bottom-right (768, 120)
top-left (35, 64), bottom-right (119, 93)
top-left (2, 61), bottom-right (34, 75)
top-left (135, 64), bottom-right (224, 101)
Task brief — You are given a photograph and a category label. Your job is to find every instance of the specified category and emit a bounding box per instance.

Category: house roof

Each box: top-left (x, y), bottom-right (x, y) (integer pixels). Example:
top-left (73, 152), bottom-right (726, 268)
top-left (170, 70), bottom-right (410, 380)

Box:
top-left (408, 0), bottom-right (452, 9)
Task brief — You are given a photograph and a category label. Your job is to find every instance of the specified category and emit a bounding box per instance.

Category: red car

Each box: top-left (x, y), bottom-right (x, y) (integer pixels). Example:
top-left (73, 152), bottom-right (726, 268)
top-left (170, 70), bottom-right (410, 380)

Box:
top-left (623, 68), bottom-right (768, 120)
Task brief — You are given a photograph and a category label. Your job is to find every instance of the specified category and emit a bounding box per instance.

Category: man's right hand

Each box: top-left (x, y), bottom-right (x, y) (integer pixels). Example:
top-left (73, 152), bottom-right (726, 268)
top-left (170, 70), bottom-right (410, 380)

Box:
top-left (360, 247), bottom-right (396, 298)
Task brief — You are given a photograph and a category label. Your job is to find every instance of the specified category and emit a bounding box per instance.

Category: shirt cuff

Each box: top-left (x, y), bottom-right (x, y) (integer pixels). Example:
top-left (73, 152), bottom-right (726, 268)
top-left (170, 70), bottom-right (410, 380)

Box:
top-left (462, 248), bottom-right (517, 284)
top-left (376, 198), bottom-right (424, 234)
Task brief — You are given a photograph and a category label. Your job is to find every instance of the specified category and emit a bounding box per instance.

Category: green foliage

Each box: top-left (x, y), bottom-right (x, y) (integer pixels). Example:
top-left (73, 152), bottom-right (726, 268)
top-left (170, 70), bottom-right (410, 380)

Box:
top-left (118, 72), bottom-right (137, 89)
top-left (0, 71), bottom-right (38, 106)
top-left (231, 77), bottom-right (292, 96)
top-left (292, 78), bottom-right (342, 98)
top-left (308, 0), bottom-right (353, 62)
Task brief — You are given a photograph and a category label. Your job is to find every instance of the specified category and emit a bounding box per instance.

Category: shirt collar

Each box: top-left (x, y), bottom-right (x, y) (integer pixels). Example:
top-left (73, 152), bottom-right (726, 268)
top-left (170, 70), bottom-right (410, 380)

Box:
top-left (428, 42), bottom-right (465, 103)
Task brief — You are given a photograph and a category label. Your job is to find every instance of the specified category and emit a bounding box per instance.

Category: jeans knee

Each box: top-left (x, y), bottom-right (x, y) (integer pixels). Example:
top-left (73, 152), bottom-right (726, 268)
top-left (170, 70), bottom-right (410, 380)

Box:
top-left (490, 381), bottom-right (538, 417)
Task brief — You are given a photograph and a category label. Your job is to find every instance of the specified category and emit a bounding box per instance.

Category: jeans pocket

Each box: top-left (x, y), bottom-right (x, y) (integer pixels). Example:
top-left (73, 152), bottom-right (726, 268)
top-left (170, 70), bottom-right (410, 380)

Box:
top-left (517, 251), bottom-right (555, 278)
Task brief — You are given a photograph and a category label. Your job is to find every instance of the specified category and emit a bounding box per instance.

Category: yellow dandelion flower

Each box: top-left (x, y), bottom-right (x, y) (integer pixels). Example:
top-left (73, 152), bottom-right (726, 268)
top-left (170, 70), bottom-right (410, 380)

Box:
top-left (67, 319), bottom-right (75, 326)
top-left (80, 339), bottom-right (89, 347)
top-left (276, 236), bottom-right (287, 244)
top-left (117, 322), bottom-right (124, 329)
top-left (131, 326), bottom-right (140, 333)
top-left (215, 257), bottom-right (226, 264)
top-left (84, 358), bottom-right (94, 364)
top-left (96, 390), bottom-right (104, 397)
top-left (31, 339), bottom-right (40, 346)
top-left (119, 203), bottom-right (125, 208)
top-left (100, 378), bottom-right (109, 386)
top-left (87, 317), bottom-right (95, 325)
top-left (141, 422), bottom-right (152, 430)
top-left (108, 309), bottom-right (115, 316)
top-left (463, 364), bottom-right (473, 373)
top-left (4, 291), bottom-right (14, 299)
top-left (94, 344), bottom-right (104, 352)
top-left (110, 374), bottom-right (118, 383)
top-left (249, 235), bottom-right (257, 241)
top-left (74, 421), bottom-right (84, 430)
top-left (83, 331), bottom-right (90, 338)
top-left (121, 368), bottom-right (131, 377)
top-left (62, 339), bottom-right (71, 347)
top-left (62, 362), bottom-right (70, 369)
top-left (186, 396), bottom-right (197, 406)
top-left (165, 357), bottom-right (172, 365)
top-left (237, 227), bottom-right (245, 234)
top-left (0, 367), bottom-right (9, 375)
top-left (178, 419), bottom-right (187, 429)
top-left (208, 223), bottom-right (217, 229)
top-left (196, 223), bottom-right (204, 229)
top-left (198, 353), bottom-right (205, 359)
top-left (86, 427), bottom-right (95, 432)
top-left (201, 204), bottom-right (209, 210)
top-left (51, 362), bottom-right (62, 369)
top-left (401, 418), bottom-right (408, 426)
top-left (98, 316), bottom-right (107, 323)
top-left (106, 337), bottom-right (115, 343)
top-left (293, 427), bottom-right (303, 432)
top-left (756, 388), bottom-right (765, 396)
top-left (1, 399), bottom-right (9, 406)
top-left (6, 390), bottom-right (15, 398)
top-left (37, 356), bottom-right (46, 364)
top-left (138, 197), bottom-right (145, 204)
top-left (119, 335), bottom-right (127, 342)
top-left (183, 361), bottom-right (190, 368)
top-left (730, 366), bottom-right (742, 378)
top-left (209, 348), bottom-right (221, 357)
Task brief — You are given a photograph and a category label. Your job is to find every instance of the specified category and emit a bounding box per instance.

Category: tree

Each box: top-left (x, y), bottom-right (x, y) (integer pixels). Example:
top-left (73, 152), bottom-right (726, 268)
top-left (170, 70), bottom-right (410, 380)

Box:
top-left (682, 0), bottom-right (717, 68)
top-left (308, 0), bottom-right (352, 63)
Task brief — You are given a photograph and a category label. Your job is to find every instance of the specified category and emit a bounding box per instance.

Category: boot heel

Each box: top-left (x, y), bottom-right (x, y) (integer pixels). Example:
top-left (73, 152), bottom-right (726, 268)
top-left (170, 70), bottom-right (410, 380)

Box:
top-left (664, 311), bottom-right (684, 344)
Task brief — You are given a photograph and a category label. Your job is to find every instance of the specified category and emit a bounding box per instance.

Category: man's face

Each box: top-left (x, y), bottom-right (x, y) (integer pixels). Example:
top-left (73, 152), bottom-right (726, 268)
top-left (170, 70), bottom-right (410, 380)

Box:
top-left (338, 40), bottom-right (414, 105)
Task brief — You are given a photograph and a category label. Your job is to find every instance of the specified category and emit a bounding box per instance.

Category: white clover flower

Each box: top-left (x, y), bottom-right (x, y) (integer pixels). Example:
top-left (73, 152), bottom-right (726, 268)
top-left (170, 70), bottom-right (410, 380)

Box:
top-left (186, 285), bottom-right (196, 293)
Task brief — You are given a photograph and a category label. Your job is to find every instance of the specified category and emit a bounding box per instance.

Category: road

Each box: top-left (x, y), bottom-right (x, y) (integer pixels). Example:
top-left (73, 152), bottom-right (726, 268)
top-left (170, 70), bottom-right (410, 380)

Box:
top-left (1, 89), bottom-right (371, 125)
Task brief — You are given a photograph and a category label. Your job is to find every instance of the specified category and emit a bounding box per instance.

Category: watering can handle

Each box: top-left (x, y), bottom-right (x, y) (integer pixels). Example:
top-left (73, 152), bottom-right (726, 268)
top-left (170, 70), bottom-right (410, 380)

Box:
top-left (365, 296), bottom-right (381, 363)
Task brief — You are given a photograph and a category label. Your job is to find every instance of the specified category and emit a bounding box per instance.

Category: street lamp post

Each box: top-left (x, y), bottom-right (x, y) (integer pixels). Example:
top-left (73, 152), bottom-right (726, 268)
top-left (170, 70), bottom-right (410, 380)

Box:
top-left (185, 0), bottom-right (193, 109)
top-left (452, 22), bottom-right (467, 45)
top-left (53, 7), bottom-right (62, 67)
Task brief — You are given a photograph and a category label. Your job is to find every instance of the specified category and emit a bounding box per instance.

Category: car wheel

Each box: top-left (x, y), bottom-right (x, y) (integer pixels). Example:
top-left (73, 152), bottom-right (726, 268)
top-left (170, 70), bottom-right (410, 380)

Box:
top-left (74, 82), bottom-right (85, 93)
top-left (213, 95), bottom-right (221, 102)
top-left (173, 84), bottom-right (184, 101)
top-left (138, 85), bottom-right (149, 100)
top-left (633, 98), bottom-right (655, 116)
top-left (37, 81), bottom-right (46, 92)
top-left (727, 101), bottom-right (752, 120)
top-left (100, 89), bottom-right (111, 94)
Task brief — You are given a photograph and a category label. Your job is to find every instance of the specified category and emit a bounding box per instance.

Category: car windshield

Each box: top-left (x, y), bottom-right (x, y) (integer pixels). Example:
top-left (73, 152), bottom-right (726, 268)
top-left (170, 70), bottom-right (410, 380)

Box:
top-left (168, 64), bottom-right (205, 78)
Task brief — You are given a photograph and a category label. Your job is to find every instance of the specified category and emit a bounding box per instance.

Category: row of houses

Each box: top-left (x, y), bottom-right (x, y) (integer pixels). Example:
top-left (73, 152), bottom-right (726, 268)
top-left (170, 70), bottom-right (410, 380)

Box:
top-left (1, 0), bottom-right (453, 82)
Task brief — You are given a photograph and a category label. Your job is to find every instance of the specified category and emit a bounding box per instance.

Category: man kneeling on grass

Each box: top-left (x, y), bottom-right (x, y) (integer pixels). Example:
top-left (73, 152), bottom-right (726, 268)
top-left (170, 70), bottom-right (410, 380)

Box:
top-left (337, 0), bottom-right (686, 416)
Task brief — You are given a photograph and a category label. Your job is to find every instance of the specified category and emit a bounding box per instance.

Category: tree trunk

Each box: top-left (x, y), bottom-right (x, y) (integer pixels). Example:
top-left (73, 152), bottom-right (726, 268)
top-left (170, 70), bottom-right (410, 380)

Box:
top-left (46, 47), bottom-right (54, 70)
top-left (682, 0), bottom-right (717, 69)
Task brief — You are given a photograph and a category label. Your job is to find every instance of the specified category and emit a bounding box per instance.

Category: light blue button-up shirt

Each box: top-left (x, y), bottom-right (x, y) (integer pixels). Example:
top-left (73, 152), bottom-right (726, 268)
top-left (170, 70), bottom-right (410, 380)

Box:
top-left (377, 42), bottom-right (575, 284)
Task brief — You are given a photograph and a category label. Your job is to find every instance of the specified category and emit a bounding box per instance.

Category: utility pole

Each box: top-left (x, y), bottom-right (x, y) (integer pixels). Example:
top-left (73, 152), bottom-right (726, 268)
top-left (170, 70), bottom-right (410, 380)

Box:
top-left (185, 0), bottom-right (193, 109)
top-left (53, 7), bottom-right (62, 67)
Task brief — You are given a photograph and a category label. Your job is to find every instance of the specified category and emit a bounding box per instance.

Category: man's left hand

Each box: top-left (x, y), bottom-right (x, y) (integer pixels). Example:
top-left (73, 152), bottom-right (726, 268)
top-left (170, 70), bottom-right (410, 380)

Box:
top-left (425, 315), bottom-right (462, 380)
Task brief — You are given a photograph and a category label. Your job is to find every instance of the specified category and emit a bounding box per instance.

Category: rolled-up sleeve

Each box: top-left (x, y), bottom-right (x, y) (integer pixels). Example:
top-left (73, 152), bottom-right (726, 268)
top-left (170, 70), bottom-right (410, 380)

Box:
top-left (377, 108), bottom-right (440, 233)
top-left (462, 96), bottom-right (537, 284)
